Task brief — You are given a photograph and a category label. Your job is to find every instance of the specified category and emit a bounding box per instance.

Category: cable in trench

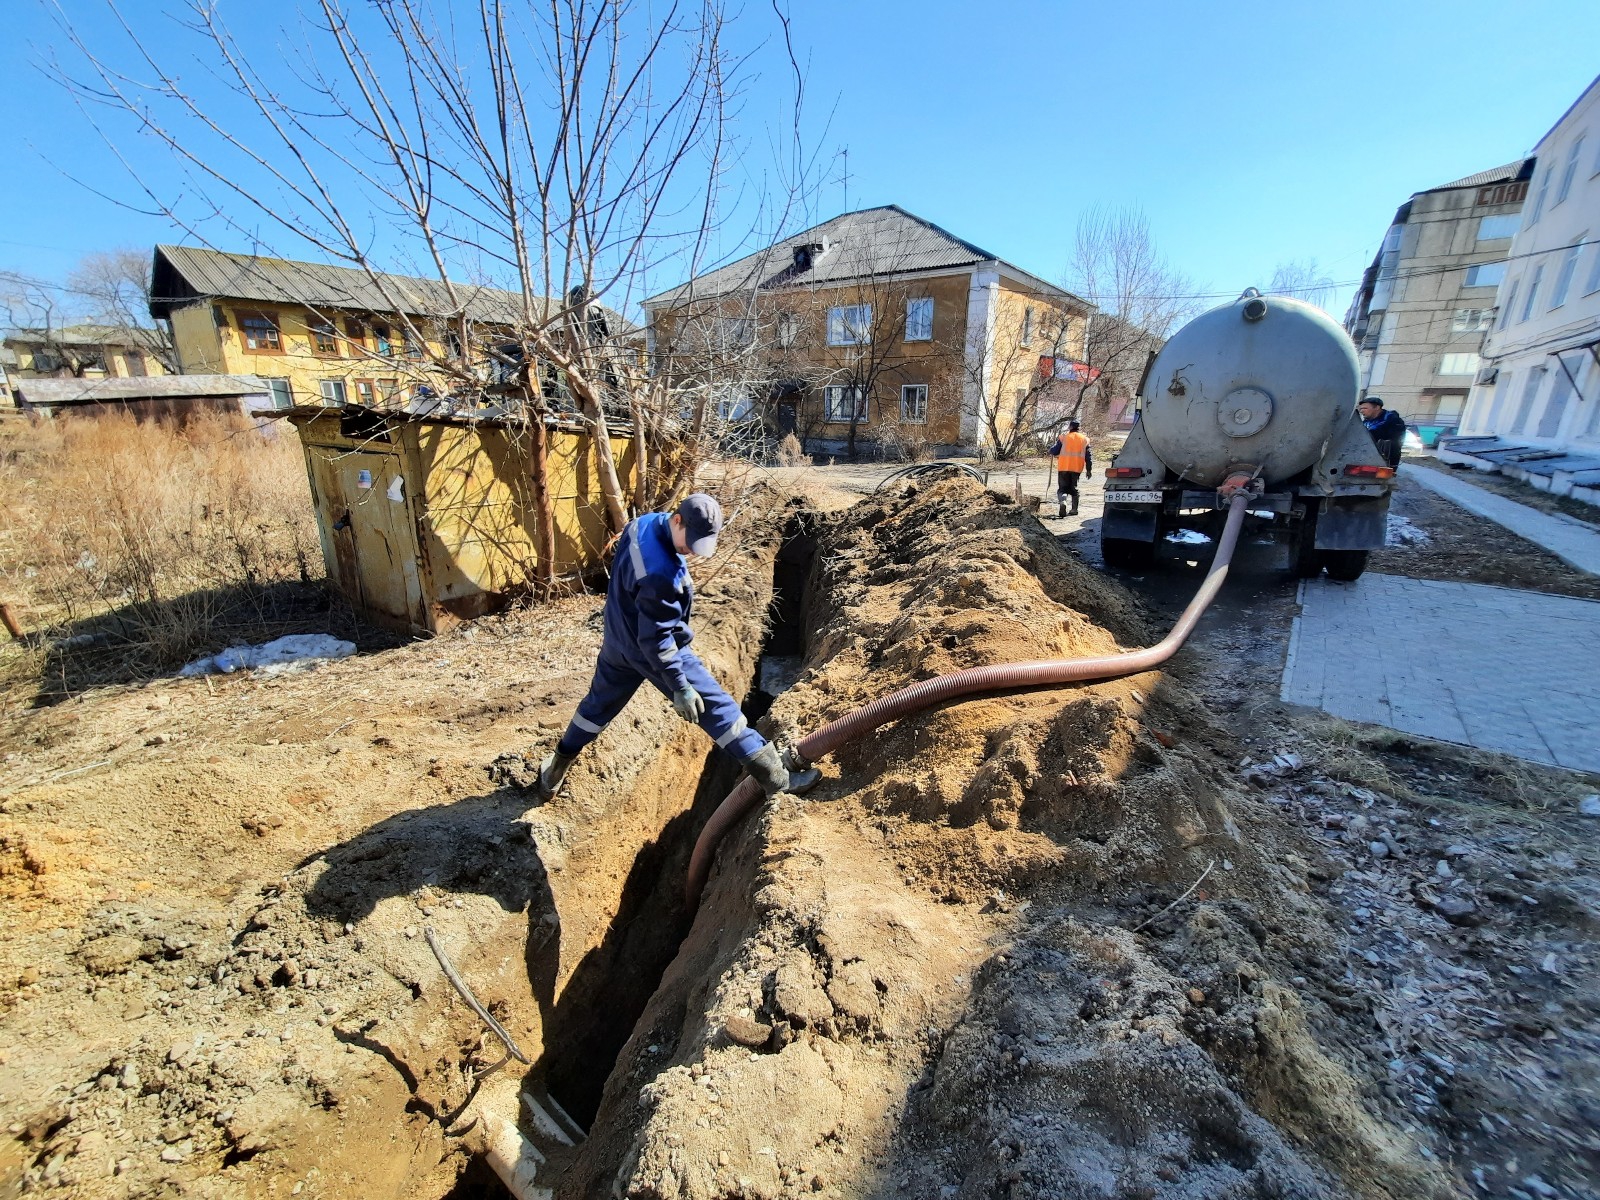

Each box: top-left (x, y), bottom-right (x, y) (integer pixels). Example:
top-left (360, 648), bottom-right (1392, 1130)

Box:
top-left (685, 485), bottom-right (1255, 906)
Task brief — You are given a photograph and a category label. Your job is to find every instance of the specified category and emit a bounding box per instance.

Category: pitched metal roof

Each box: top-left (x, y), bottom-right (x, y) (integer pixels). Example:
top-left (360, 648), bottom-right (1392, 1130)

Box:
top-left (4, 324), bottom-right (160, 349)
top-left (17, 374), bottom-right (268, 407)
top-left (644, 205), bottom-right (1088, 308)
top-left (1422, 158), bottom-right (1536, 193)
top-left (149, 245), bottom-right (637, 334)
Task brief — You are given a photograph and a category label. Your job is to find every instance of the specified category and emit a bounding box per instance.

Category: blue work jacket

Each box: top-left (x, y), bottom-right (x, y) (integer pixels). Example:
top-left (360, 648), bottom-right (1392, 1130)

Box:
top-left (601, 512), bottom-right (694, 692)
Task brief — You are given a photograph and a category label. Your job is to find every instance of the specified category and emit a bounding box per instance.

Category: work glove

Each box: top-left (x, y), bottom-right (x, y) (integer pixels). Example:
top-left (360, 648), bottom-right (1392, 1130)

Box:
top-left (672, 686), bottom-right (704, 723)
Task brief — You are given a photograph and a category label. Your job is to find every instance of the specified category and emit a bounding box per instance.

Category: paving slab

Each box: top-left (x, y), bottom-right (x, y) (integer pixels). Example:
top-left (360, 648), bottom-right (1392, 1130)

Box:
top-left (1282, 573), bottom-right (1600, 772)
top-left (1409, 467), bottom-right (1600, 576)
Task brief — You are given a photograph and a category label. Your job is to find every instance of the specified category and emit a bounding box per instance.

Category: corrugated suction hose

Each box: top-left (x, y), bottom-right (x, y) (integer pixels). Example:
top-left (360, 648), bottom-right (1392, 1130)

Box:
top-left (685, 487), bottom-right (1254, 906)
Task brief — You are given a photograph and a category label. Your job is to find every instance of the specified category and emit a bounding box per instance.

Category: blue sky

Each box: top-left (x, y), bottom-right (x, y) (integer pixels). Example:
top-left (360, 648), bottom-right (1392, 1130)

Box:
top-left (2, 0), bottom-right (1596, 321)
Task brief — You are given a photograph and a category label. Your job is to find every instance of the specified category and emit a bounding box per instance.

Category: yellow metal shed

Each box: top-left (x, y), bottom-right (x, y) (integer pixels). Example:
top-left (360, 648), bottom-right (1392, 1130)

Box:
top-left (287, 407), bottom-right (636, 633)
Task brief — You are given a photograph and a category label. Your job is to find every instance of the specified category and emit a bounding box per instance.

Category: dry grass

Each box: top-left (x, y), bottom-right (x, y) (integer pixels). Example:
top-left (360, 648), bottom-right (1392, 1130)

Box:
top-left (0, 410), bottom-right (324, 699)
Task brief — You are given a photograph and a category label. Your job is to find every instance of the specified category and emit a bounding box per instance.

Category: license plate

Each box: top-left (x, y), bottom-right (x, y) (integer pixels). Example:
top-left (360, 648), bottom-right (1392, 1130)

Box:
top-left (1108, 490), bottom-right (1163, 504)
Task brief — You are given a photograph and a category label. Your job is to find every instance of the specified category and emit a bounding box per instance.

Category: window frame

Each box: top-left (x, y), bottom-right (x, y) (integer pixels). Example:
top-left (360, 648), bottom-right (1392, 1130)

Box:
top-left (1438, 352), bottom-right (1481, 377)
top-left (318, 378), bottom-right (348, 407)
top-left (1021, 306), bottom-right (1035, 348)
top-left (822, 384), bottom-right (868, 423)
top-left (775, 312), bottom-right (798, 349)
top-left (238, 311), bottom-right (284, 354)
top-left (826, 304), bottom-right (872, 347)
top-left (1548, 241), bottom-right (1584, 310)
top-left (1476, 214), bottom-right (1520, 241)
top-left (1450, 308), bottom-right (1493, 333)
top-left (904, 297), bottom-right (933, 342)
top-left (1527, 164), bottom-right (1553, 224)
top-left (1555, 137), bottom-right (1584, 207)
top-left (1519, 265), bottom-right (1545, 322)
top-left (1496, 278), bottom-right (1519, 330)
top-left (1585, 245), bottom-right (1600, 297)
top-left (263, 378), bottom-right (293, 410)
top-left (353, 378), bottom-right (378, 407)
top-left (309, 315), bottom-right (341, 357)
top-left (372, 322), bottom-right (394, 357)
top-left (899, 383), bottom-right (928, 424)
top-left (1463, 261), bottom-right (1507, 289)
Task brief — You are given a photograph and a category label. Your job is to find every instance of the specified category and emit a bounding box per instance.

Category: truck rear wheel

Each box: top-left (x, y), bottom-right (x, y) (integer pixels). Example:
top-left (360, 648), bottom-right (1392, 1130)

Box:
top-left (1102, 535), bottom-right (1154, 570)
top-left (1322, 550), bottom-right (1369, 582)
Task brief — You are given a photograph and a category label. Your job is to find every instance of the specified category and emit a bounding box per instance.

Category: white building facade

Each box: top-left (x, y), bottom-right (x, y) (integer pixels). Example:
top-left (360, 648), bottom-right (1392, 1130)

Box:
top-left (1460, 76), bottom-right (1600, 467)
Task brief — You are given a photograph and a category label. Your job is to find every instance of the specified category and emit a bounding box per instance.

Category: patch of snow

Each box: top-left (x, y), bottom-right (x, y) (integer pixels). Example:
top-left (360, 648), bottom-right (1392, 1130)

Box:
top-left (1163, 529), bottom-right (1211, 546)
top-left (1386, 515), bottom-right (1432, 547)
top-left (180, 634), bottom-right (357, 678)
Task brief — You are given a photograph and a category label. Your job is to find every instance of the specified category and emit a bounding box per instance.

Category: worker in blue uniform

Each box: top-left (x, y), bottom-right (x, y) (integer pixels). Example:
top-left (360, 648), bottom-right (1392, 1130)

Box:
top-left (533, 493), bottom-right (821, 801)
top-left (1357, 396), bottom-right (1406, 469)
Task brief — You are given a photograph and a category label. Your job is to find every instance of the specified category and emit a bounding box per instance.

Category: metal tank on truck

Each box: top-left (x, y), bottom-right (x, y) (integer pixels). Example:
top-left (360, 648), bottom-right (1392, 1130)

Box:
top-left (1101, 289), bottom-right (1395, 581)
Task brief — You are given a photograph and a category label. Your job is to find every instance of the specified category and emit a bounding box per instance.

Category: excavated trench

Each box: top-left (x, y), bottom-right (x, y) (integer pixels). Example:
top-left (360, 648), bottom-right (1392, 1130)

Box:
top-left (444, 510), bottom-right (822, 1198)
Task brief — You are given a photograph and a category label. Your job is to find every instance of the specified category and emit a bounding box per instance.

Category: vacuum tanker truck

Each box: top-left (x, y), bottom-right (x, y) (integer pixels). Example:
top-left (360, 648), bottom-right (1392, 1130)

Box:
top-left (1101, 289), bottom-right (1394, 581)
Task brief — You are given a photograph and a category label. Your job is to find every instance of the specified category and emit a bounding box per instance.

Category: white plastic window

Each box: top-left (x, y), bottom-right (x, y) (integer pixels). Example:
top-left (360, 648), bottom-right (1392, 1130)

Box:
top-left (904, 298), bottom-right (932, 342)
top-left (826, 305), bottom-right (872, 346)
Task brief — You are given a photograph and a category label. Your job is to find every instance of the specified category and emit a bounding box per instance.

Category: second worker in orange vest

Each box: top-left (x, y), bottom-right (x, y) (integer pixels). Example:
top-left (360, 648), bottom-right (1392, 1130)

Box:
top-left (1049, 421), bottom-right (1093, 517)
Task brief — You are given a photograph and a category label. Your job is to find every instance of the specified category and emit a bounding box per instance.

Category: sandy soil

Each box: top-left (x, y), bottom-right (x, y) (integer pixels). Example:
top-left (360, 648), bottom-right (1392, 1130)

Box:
top-left (3, 469), bottom-right (1597, 1200)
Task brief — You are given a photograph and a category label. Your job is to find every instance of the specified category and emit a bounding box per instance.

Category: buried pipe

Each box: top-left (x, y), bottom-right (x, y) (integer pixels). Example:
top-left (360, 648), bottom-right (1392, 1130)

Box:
top-left (686, 484), bottom-right (1256, 906)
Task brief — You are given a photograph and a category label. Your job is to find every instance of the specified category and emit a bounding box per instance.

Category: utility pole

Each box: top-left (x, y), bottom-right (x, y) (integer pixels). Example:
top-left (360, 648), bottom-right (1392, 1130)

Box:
top-left (840, 146), bottom-right (850, 212)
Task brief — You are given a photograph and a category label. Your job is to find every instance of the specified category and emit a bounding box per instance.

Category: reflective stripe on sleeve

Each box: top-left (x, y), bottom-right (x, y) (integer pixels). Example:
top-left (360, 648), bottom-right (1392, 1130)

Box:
top-left (714, 716), bottom-right (748, 748)
top-left (570, 712), bottom-right (607, 734)
top-left (628, 523), bottom-right (647, 580)
top-left (659, 643), bottom-right (679, 661)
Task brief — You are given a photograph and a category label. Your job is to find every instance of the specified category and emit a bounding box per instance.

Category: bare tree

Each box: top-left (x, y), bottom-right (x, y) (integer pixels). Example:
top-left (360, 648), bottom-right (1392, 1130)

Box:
top-left (1268, 259), bottom-right (1338, 313)
top-left (0, 268), bottom-right (106, 376)
top-left (1059, 205), bottom-right (1199, 430)
top-left (50, 0), bottom-right (808, 584)
top-left (963, 290), bottom-right (1085, 459)
top-left (67, 248), bottom-right (179, 373)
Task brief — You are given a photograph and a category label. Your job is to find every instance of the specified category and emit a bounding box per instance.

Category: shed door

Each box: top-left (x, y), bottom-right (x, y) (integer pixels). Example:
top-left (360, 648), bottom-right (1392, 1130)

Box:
top-left (309, 450), bottom-right (424, 628)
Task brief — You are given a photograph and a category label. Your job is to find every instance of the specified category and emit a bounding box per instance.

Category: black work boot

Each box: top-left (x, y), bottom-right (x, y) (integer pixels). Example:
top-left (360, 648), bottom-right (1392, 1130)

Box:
top-left (536, 750), bottom-right (575, 800)
top-left (744, 743), bottom-right (821, 798)
top-left (1069, 500), bottom-right (1079, 516)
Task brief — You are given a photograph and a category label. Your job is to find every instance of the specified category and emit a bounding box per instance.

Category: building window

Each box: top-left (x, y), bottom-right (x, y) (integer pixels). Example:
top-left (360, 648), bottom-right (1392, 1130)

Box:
top-left (1476, 214), bottom-right (1520, 240)
top-left (717, 318), bottom-right (752, 349)
top-left (124, 350), bottom-right (147, 377)
top-left (264, 378), bottom-right (293, 409)
top-left (900, 383), bottom-right (928, 423)
top-left (776, 312), bottom-right (798, 348)
top-left (1538, 360), bottom-right (1578, 438)
top-left (1451, 308), bottom-right (1493, 333)
top-left (715, 388), bottom-right (753, 421)
top-left (905, 297), bottom-right (932, 342)
top-left (826, 305), bottom-right (872, 346)
top-left (1496, 279), bottom-right (1519, 330)
top-left (1463, 261), bottom-right (1506, 288)
top-left (446, 330), bottom-right (463, 359)
top-left (310, 317), bottom-right (339, 355)
top-left (1511, 368), bottom-right (1546, 434)
top-left (240, 313), bottom-right (281, 352)
top-left (1549, 242), bottom-right (1583, 309)
top-left (823, 384), bottom-right (867, 422)
top-left (1368, 353), bottom-right (1388, 387)
top-left (319, 379), bottom-right (348, 406)
top-left (346, 317), bottom-right (366, 348)
top-left (372, 323), bottom-right (393, 356)
top-left (1519, 265), bottom-right (1544, 322)
top-left (354, 379), bottom-right (376, 406)
top-left (378, 378), bottom-right (399, 404)
top-left (1439, 353), bottom-right (1480, 377)
top-left (1527, 164), bottom-right (1553, 224)
top-left (403, 328), bottom-right (424, 358)
top-left (1555, 137), bottom-right (1584, 207)
top-left (1586, 246), bottom-right (1600, 297)
top-left (1021, 307), bottom-right (1035, 348)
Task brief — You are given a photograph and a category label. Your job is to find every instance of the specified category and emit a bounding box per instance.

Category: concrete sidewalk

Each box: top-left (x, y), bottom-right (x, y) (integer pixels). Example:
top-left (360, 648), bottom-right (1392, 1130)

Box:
top-left (1409, 467), bottom-right (1600, 576)
top-left (1283, 574), bottom-right (1600, 772)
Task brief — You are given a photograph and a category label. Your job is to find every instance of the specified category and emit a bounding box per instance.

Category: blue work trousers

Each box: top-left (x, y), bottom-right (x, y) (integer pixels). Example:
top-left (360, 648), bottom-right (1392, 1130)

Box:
top-left (555, 648), bottom-right (766, 764)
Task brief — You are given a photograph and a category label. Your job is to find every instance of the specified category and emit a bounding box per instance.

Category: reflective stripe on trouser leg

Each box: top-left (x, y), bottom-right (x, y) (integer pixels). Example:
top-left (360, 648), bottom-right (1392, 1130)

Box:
top-left (556, 654), bottom-right (645, 757)
top-left (643, 649), bottom-right (767, 763)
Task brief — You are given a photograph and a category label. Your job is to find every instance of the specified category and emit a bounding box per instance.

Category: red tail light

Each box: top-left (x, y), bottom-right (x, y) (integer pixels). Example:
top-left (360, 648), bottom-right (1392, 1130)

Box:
top-left (1344, 465), bottom-right (1396, 479)
top-left (1106, 466), bottom-right (1147, 479)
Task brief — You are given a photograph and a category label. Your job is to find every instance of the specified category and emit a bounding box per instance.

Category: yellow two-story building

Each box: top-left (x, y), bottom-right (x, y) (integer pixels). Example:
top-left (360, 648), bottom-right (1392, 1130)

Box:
top-left (644, 205), bottom-right (1093, 457)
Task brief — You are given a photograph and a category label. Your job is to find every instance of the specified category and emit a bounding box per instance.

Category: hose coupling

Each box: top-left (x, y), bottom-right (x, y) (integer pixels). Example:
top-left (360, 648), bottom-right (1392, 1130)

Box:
top-left (1217, 470), bottom-right (1262, 500)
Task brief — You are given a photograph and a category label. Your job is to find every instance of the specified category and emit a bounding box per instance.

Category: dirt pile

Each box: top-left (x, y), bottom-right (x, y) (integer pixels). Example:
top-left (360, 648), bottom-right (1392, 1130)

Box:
top-left (565, 475), bottom-right (1456, 1199)
top-left (0, 504), bottom-right (788, 1199)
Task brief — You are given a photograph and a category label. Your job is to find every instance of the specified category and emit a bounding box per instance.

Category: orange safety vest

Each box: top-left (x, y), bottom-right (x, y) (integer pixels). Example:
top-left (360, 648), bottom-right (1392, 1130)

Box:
top-left (1054, 431), bottom-right (1089, 473)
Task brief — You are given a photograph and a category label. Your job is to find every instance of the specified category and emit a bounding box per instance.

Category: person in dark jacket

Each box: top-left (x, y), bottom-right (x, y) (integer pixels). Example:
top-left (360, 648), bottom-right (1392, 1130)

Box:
top-left (531, 493), bottom-right (820, 801)
top-left (1357, 397), bottom-right (1406, 469)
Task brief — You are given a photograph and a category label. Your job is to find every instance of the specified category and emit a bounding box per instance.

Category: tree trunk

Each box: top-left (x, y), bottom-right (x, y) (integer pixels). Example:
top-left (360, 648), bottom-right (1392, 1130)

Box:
top-left (630, 393), bottom-right (648, 512)
top-left (525, 387), bottom-right (557, 585)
